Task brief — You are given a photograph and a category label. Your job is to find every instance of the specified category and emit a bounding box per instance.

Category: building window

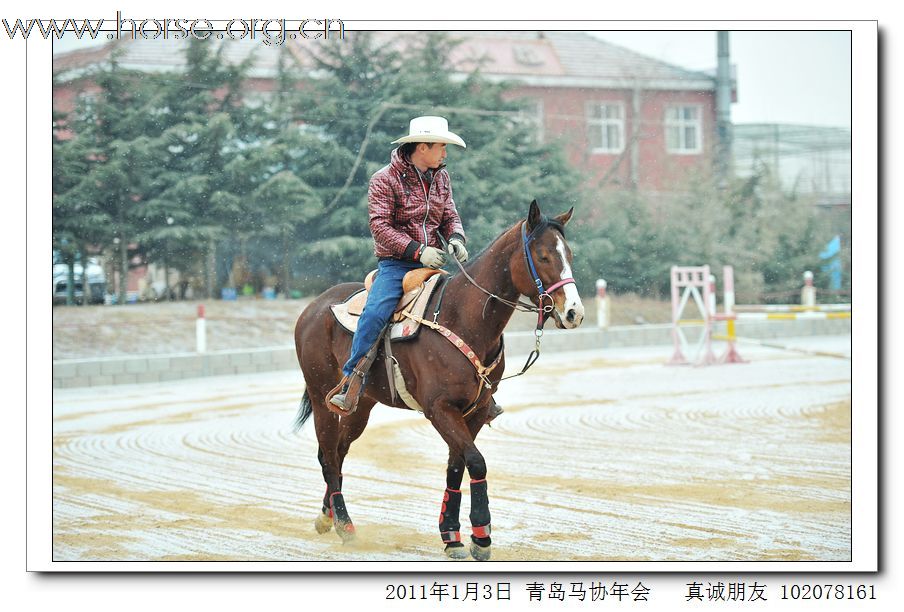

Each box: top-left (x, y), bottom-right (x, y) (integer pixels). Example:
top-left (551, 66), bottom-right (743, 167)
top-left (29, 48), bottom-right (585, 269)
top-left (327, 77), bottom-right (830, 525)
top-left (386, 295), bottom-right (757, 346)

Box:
top-left (513, 45), bottom-right (544, 67)
top-left (587, 102), bottom-right (624, 154)
top-left (665, 105), bottom-right (703, 154)
top-left (244, 91), bottom-right (274, 110)
top-left (517, 98), bottom-right (544, 144)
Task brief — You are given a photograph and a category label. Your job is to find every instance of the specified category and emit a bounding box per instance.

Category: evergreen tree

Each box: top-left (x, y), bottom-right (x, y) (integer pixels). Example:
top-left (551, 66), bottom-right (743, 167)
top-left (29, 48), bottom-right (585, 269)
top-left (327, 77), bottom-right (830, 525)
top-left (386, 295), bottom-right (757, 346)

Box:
top-left (207, 45), bottom-right (327, 295)
top-left (53, 56), bottom-right (162, 304)
top-left (571, 189), bottom-right (680, 297)
top-left (55, 34), bottom-right (834, 306)
top-left (573, 164), bottom-right (831, 300)
top-left (53, 104), bottom-right (88, 304)
top-left (286, 32), bottom-right (583, 290)
top-left (137, 38), bottom-right (256, 298)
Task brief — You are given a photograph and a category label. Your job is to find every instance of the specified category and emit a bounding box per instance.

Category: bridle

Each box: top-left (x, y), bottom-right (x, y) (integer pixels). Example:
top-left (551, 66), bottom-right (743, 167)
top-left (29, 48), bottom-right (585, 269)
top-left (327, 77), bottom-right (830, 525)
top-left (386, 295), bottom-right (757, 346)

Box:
top-left (440, 219), bottom-right (577, 383)
top-left (441, 221), bottom-right (575, 315)
top-left (520, 220), bottom-right (576, 327)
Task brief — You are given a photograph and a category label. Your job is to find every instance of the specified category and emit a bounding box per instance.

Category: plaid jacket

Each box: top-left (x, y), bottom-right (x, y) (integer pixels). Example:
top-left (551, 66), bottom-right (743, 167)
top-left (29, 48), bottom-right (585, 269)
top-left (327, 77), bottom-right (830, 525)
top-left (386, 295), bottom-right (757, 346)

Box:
top-left (368, 147), bottom-right (466, 260)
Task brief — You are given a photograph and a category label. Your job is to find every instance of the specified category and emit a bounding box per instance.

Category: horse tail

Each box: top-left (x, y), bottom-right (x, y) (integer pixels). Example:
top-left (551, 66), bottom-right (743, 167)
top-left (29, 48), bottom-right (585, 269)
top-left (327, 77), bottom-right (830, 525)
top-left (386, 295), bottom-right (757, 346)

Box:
top-left (293, 389), bottom-right (313, 433)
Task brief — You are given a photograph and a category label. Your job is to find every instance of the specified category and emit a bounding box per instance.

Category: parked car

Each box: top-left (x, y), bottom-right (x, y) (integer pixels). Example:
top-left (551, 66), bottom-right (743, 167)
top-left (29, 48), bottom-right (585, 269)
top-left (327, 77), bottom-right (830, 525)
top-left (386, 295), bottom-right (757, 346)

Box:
top-left (53, 251), bottom-right (106, 304)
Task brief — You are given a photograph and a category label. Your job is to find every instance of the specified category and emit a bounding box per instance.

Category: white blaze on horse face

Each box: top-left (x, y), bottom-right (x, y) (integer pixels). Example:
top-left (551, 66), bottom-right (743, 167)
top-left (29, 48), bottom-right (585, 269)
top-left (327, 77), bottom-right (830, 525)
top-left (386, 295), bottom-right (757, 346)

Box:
top-left (555, 235), bottom-right (585, 328)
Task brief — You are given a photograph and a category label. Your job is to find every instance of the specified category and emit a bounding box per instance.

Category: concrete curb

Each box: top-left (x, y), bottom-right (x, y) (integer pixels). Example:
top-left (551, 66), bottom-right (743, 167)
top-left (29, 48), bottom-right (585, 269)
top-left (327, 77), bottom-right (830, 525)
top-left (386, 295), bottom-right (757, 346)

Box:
top-left (53, 318), bottom-right (851, 388)
top-left (53, 346), bottom-right (299, 388)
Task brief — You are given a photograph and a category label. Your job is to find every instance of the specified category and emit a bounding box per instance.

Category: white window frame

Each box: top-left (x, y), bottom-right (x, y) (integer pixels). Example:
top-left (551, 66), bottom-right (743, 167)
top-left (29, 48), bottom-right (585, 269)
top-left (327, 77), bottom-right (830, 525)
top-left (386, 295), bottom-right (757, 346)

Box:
top-left (665, 104), bottom-right (703, 155)
top-left (586, 101), bottom-right (625, 154)
top-left (244, 91), bottom-right (274, 110)
top-left (515, 97), bottom-right (545, 144)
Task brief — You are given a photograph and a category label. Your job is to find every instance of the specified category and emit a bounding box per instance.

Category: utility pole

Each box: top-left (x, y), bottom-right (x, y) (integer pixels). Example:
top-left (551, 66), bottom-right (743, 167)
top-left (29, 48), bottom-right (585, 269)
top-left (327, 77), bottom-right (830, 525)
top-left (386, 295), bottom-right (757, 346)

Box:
top-left (716, 31), bottom-right (733, 185)
top-left (630, 84), bottom-right (641, 189)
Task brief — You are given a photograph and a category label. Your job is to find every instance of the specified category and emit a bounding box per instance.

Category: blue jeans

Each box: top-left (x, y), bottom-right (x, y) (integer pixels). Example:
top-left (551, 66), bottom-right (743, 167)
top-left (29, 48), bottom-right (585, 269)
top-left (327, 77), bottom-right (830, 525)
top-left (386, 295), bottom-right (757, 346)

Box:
top-left (342, 258), bottom-right (423, 377)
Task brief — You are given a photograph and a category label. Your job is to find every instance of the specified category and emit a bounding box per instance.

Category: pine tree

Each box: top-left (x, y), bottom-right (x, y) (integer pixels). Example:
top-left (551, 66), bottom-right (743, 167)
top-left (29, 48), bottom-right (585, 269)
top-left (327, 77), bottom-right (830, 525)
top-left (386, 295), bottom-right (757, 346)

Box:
top-left (136, 38), bottom-right (257, 299)
top-left (283, 32), bottom-right (583, 290)
top-left (52, 105), bottom-right (85, 305)
top-left (53, 55), bottom-right (163, 305)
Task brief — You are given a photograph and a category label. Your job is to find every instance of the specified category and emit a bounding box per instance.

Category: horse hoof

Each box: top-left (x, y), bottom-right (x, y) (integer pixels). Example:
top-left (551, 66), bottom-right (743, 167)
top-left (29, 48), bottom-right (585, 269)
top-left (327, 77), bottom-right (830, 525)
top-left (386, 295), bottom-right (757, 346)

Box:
top-left (444, 543), bottom-right (469, 560)
top-left (470, 541), bottom-right (491, 561)
top-left (335, 520), bottom-right (357, 543)
top-left (314, 511), bottom-right (333, 534)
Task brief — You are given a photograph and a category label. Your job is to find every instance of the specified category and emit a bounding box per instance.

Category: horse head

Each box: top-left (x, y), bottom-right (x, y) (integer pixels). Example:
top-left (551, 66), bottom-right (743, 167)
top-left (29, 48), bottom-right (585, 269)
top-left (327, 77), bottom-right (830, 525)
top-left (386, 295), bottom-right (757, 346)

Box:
top-left (513, 199), bottom-right (585, 329)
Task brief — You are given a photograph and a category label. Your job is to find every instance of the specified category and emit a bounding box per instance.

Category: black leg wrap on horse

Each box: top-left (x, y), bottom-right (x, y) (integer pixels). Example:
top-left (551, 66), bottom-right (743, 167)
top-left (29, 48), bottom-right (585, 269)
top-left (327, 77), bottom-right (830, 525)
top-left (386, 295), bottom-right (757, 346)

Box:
top-left (322, 475), bottom-right (343, 516)
top-left (469, 479), bottom-right (491, 546)
top-left (329, 491), bottom-right (355, 538)
top-left (439, 488), bottom-right (462, 544)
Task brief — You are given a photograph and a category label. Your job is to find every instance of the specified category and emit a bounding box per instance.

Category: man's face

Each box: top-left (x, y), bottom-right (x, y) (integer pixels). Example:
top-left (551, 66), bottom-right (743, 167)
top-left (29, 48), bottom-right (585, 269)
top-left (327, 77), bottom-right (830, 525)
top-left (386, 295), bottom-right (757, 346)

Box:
top-left (419, 142), bottom-right (447, 169)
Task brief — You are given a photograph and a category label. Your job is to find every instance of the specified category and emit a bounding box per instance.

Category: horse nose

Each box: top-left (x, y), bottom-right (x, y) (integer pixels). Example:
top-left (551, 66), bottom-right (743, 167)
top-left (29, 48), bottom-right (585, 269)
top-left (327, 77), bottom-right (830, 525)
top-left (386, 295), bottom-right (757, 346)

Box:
top-left (567, 308), bottom-right (583, 326)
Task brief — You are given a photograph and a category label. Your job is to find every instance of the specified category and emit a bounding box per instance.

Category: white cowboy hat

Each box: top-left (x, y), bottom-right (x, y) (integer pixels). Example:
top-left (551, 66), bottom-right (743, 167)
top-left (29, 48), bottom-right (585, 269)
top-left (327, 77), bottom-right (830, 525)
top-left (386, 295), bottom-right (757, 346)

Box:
top-left (391, 116), bottom-right (466, 148)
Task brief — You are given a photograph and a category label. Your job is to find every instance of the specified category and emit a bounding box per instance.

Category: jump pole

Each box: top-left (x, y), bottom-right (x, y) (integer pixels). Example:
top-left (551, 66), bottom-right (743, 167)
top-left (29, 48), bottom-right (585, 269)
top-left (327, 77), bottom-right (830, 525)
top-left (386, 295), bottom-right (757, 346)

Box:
top-left (669, 265), bottom-right (716, 366)
top-left (669, 267), bottom-right (686, 364)
top-left (713, 265), bottom-right (745, 363)
top-left (732, 271), bottom-right (850, 314)
top-left (713, 265), bottom-right (850, 360)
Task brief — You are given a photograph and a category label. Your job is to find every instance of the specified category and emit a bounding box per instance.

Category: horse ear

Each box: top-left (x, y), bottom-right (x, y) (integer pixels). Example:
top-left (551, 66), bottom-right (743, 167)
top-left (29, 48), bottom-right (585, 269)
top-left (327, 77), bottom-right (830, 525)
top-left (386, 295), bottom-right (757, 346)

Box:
top-left (527, 199), bottom-right (542, 231)
top-left (555, 207), bottom-right (574, 227)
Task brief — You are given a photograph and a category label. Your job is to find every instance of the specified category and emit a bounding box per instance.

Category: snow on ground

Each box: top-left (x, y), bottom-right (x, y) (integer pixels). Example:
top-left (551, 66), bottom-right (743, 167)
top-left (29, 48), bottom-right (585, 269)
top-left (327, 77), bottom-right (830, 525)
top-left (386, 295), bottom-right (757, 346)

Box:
top-left (53, 336), bottom-right (851, 563)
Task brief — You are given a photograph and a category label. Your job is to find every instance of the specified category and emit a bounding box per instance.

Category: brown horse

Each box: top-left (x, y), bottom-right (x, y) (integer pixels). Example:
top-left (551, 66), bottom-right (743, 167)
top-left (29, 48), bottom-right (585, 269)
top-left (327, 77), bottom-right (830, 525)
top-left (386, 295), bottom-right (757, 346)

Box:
top-left (293, 199), bottom-right (585, 560)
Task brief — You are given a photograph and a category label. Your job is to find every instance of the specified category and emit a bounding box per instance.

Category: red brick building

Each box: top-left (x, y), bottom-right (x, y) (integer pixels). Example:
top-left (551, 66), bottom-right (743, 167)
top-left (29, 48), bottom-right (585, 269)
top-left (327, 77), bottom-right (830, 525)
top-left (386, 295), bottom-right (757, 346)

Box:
top-left (54, 31), bottom-right (731, 196)
top-left (446, 32), bottom-right (729, 194)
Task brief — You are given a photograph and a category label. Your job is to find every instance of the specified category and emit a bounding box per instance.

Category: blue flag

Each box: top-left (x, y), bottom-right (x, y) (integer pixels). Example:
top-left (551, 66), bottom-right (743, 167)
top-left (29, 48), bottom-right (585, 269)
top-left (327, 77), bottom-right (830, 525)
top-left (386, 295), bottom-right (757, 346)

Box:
top-left (819, 235), bottom-right (841, 260)
top-left (820, 258), bottom-right (842, 290)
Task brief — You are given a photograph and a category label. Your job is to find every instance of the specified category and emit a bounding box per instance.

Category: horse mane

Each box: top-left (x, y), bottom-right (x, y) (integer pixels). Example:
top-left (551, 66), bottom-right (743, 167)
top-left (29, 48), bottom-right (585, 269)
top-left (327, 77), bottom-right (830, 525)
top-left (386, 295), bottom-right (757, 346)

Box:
top-left (460, 221), bottom-right (518, 271)
top-left (462, 213), bottom-right (565, 272)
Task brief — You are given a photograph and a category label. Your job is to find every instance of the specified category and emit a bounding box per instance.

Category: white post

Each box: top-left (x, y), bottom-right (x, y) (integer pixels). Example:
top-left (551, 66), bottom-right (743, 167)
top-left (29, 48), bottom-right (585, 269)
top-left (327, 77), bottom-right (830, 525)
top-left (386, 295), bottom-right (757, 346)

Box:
top-left (196, 304), bottom-right (207, 354)
top-left (669, 267), bottom-right (686, 364)
top-left (723, 265), bottom-right (735, 314)
top-left (595, 279), bottom-right (610, 329)
top-left (708, 274), bottom-right (717, 317)
top-left (801, 270), bottom-right (816, 307)
top-left (701, 267), bottom-right (716, 364)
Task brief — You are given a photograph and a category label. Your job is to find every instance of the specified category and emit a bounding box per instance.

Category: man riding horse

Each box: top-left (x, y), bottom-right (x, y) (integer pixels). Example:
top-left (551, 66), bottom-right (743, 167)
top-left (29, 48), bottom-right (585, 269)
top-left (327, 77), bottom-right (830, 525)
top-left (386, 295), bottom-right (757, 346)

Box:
top-left (329, 115), bottom-right (502, 423)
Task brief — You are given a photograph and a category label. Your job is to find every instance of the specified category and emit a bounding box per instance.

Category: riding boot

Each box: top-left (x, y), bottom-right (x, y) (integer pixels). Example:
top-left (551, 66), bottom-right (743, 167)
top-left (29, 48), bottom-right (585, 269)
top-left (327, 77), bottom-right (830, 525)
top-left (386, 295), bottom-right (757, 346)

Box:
top-left (328, 372), bottom-right (368, 415)
top-left (328, 334), bottom-right (382, 415)
top-left (485, 400), bottom-right (504, 425)
top-left (327, 377), bottom-right (352, 411)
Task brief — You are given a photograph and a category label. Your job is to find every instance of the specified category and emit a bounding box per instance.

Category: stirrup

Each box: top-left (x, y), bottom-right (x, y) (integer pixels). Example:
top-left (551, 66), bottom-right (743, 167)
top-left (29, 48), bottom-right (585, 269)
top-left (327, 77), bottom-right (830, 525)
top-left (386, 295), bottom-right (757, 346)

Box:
top-left (326, 368), bottom-right (370, 417)
top-left (327, 329), bottom-right (383, 417)
top-left (326, 376), bottom-right (355, 416)
top-left (329, 382), bottom-right (350, 409)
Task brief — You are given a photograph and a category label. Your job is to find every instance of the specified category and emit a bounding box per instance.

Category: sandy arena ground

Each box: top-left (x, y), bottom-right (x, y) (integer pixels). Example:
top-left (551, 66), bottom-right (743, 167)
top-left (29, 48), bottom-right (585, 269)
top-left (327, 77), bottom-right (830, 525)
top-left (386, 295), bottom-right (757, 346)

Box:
top-left (52, 336), bottom-right (851, 562)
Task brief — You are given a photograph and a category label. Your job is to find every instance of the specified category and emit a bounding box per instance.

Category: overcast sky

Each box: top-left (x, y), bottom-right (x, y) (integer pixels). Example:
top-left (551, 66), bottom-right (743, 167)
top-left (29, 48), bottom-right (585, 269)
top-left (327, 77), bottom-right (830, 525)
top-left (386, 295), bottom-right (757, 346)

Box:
top-left (589, 30), bottom-right (852, 128)
top-left (54, 29), bottom-right (852, 129)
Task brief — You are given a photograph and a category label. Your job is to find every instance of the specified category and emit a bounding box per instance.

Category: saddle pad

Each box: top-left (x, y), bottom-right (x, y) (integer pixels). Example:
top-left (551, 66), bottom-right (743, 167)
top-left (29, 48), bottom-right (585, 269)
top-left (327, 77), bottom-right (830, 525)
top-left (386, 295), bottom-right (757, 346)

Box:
top-left (330, 273), bottom-right (446, 341)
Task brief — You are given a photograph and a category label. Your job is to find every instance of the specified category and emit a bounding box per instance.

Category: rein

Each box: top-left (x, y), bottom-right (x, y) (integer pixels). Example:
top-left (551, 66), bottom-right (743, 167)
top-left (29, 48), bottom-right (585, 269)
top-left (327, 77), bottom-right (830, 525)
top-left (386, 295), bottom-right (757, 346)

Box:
top-left (439, 221), bottom-right (577, 388)
top-left (438, 231), bottom-right (539, 315)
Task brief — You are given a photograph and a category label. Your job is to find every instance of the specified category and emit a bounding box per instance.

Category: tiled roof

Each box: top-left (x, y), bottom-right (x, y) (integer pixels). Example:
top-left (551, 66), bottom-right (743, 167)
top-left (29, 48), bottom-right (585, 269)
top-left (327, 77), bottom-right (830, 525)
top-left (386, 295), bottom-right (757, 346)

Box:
top-left (449, 31), bottom-right (712, 83)
top-left (54, 31), bottom-right (716, 89)
top-left (53, 35), bottom-right (290, 80)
